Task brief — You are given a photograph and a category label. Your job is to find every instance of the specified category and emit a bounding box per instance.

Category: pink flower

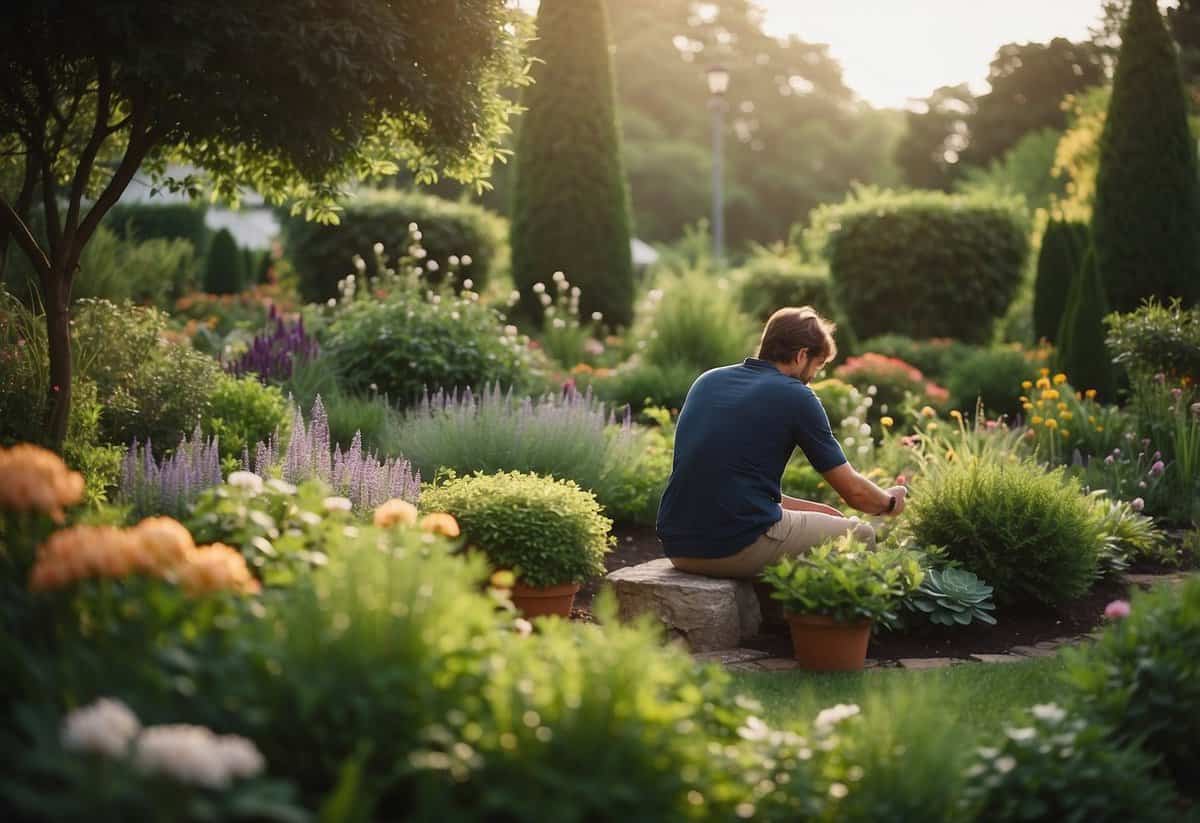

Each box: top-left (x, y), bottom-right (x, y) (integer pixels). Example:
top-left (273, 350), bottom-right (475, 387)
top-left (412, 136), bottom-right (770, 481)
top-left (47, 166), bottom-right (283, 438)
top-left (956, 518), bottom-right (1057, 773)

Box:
top-left (895, 475), bottom-right (907, 486)
top-left (1130, 497), bottom-right (1145, 512)
top-left (1104, 600), bottom-right (1131, 620)
top-left (1149, 460), bottom-right (1165, 477)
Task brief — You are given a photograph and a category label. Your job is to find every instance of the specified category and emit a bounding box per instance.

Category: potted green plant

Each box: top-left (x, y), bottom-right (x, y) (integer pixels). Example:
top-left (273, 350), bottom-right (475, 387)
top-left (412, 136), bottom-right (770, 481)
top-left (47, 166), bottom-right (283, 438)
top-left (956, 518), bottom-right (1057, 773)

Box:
top-left (420, 471), bottom-right (613, 617)
top-left (761, 534), bottom-right (924, 671)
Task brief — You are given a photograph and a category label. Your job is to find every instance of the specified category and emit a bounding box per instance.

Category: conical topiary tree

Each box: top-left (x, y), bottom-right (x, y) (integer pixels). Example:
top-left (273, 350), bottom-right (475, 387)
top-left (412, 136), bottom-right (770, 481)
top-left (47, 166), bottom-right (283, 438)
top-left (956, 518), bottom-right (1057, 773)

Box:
top-left (1034, 218), bottom-right (1090, 343)
top-left (1093, 0), bottom-right (1200, 311)
top-left (1058, 247), bottom-right (1117, 399)
top-left (510, 0), bottom-right (635, 327)
top-left (203, 228), bottom-right (245, 295)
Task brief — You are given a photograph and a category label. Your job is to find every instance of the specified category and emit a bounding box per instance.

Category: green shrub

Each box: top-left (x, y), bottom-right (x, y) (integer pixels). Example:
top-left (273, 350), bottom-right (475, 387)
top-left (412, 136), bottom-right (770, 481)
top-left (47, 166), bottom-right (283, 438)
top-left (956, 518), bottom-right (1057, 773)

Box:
top-left (855, 335), bottom-right (975, 383)
top-left (735, 254), bottom-right (838, 323)
top-left (1057, 248), bottom-right (1117, 400)
top-left (510, 0), bottom-right (635, 327)
top-left (834, 353), bottom-right (949, 421)
top-left (104, 202), bottom-right (210, 250)
top-left (1033, 217), bottom-right (1089, 343)
top-left (640, 271), bottom-right (755, 373)
top-left (810, 187), bottom-right (1029, 343)
top-left (809, 377), bottom-right (861, 432)
top-left (421, 471), bottom-right (612, 587)
top-left (946, 346), bottom-right (1032, 417)
top-left (591, 361), bottom-right (699, 415)
top-left (1105, 298), bottom-right (1200, 381)
top-left (396, 384), bottom-right (641, 518)
top-left (0, 290), bottom-right (50, 445)
top-left (70, 225), bottom-right (199, 308)
top-left (323, 390), bottom-right (402, 455)
top-left (283, 189), bottom-right (505, 301)
top-left (905, 456), bottom-right (1102, 606)
top-left (324, 289), bottom-right (539, 407)
top-left (203, 374), bottom-right (291, 462)
top-left (202, 228), bottom-right (245, 295)
top-left (62, 380), bottom-right (123, 507)
top-left (1094, 0), bottom-right (1200, 310)
top-left (1064, 576), bottom-right (1200, 794)
top-left (598, 407), bottom-right (673, 526)
top-left (762, 534), bottom-right (924, 624)
top-left (961, 703), bottom-right (1180, 822)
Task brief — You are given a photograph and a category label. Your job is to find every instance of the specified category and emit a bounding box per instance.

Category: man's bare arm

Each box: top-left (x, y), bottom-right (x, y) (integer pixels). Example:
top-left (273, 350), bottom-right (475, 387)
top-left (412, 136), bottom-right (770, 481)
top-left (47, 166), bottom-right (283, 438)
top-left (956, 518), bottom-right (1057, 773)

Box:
top-left (820, 463), bottom-right (907, 516)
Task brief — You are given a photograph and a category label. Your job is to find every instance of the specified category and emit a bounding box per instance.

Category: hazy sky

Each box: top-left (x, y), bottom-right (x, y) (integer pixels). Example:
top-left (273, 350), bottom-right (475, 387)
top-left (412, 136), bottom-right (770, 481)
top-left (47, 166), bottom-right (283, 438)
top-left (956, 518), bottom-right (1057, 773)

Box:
top-left (514, 1), bottom-right (1111, 109)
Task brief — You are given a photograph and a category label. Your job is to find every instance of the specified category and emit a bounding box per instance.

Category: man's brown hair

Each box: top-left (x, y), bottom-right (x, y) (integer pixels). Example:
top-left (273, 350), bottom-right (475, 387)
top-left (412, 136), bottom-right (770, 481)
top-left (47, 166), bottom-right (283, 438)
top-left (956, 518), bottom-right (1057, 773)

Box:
top-left (756, 306), bottom-right (838, 365)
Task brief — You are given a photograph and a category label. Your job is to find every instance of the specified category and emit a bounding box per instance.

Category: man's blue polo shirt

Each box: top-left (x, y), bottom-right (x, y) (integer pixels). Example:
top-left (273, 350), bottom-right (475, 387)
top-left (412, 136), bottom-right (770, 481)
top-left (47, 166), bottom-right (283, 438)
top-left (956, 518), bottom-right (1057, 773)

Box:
top-left (656, 358), bottom-right (847, 559)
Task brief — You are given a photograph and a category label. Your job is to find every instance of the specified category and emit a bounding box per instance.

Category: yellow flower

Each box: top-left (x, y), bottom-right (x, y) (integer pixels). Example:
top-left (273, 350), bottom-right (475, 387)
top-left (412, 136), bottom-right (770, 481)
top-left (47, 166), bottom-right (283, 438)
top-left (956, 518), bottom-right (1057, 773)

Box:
top-left (1021, 380), bottom-right (1033, 390)
top-left (1044, 418), bottom-right (1058, 429)
top-left (945, 447), bottom-right (956, 462)
top-left (1096, 425), bottom-right (1105, 432)
top-left (1019, 395), bottom-right (1029, 403)
top-left (920, 406), bottom-right (937, 418)
top-left (950, 409), bottom-right (963, 421)
top-left (1088, 416), bottom-right (1096, 424)
top-left (1031, 415), bottom-right (1044, 425)
top-left (420, 513), bottom-right (461, 538)
top-left (570, 363), bottom-right (594, 375)
top-left (880, 416), bottom-right (894, 428)
top-left (926, 422), bottom-right (939, 431)
top-left (1022, 402), bottom-right (1034, 412)
top-left (1061, 410), bottom-right (1073, 421)
top-left (1057, 402), bottom-right (1068, 411)
top-left (1060, 429), bottom-right (1070, 438)
top-left (1085, 389), bottom-right (1097, 399)
top-left (1041, 389), bottom-right (1060, 401)
top-left (373, 498), bottom-right (419, 528)
top-left (1039, 367), bottom-right (1051, 377)
top-left (1053, 373), bottom-right (1068, 385)
top-left (1036, 377), bottom-right (1052, 390)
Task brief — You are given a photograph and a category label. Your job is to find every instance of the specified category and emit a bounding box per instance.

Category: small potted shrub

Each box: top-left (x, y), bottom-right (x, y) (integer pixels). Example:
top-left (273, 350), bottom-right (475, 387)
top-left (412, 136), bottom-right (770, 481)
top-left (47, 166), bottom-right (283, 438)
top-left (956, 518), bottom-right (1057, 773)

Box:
top-left (761, 535), bottom-right (924, 671)
top-left (420, 471), bottom-right (613, 617)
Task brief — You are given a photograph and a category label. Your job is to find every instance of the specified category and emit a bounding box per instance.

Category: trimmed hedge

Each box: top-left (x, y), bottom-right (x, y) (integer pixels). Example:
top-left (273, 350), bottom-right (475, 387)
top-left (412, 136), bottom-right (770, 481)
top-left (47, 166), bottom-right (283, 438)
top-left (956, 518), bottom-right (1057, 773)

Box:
top-left (810, 188), bottom-right (1029, 343)
top-left (1034, 218), bottom-right (1089, 343)
top-left (203, 228), bottom-right (245, 295)
top-left (104, 202), bottom-right (210, 251)
top-left (734, 255), bottom-right (854, 343)
top-left (283, 189), bottom-right (506, 301)
top-left (1058, 248), bottom-right (1117, 400)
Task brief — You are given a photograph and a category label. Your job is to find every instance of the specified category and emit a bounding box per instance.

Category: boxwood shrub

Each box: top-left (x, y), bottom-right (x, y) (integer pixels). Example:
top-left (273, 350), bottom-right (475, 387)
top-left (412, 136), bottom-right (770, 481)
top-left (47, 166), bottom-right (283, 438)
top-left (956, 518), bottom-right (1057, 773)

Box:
top-left (420, 471), bottom-right (612, 588)
top-left (283, 189), bottom-right (506, 301)
top-left (809, 188), bottom-right (1028, 343)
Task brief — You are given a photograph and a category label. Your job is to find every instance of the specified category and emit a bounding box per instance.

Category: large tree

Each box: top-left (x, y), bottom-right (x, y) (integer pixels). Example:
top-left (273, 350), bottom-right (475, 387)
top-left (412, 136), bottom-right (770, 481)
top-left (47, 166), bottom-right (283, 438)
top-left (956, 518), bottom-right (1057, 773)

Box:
top-left (894, 84), bottom-right (976, 190)
top-left (0, 1), bottom-right (527, 448)
top-left (510, 0), bottom-right (635, 326)
top-left (1093, 0), bottom-right (1200, 311)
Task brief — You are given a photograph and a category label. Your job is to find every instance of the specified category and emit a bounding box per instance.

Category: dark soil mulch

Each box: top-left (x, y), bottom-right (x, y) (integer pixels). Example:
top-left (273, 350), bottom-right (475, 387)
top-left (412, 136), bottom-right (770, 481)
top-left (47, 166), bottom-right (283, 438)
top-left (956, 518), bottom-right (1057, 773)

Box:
top-left (572, 524), bottom-right (1191, 660)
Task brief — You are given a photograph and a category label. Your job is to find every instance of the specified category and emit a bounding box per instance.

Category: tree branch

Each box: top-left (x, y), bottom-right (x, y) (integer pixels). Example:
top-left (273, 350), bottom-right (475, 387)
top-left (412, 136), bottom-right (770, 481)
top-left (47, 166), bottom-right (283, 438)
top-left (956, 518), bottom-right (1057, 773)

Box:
top-left (0, 193), bottom-right (51, 280)
top-left (62, 55), bottom-right (112, 249)
top-left (0, 155), bottom-right (40, 282)
top-left (31, 62), bottom-right (63, 260)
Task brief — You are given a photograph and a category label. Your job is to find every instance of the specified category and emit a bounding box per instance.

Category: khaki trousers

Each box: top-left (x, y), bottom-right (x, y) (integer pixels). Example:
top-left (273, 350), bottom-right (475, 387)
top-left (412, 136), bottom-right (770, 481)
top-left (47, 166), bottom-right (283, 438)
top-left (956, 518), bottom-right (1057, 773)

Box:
top-left (667, 509), bottom-right (876, 580)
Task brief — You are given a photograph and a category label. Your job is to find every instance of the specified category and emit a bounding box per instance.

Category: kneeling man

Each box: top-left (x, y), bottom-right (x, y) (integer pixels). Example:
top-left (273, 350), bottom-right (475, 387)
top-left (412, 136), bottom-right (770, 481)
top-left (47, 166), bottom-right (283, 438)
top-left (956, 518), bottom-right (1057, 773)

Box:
top-left (656, 307), bottom-right (906, 578)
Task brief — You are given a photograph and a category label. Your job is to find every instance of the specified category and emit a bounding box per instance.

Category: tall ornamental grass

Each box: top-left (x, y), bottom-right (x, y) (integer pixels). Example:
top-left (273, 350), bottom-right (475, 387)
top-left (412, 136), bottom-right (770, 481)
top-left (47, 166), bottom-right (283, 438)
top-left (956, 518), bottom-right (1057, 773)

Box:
top-left (397, 385), bottom-right (638, 509)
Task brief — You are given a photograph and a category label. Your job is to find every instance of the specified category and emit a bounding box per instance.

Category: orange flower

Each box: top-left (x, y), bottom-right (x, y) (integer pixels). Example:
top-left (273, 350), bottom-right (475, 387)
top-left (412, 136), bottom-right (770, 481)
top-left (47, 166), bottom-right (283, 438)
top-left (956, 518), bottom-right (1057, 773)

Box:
top-left (1053, 373), bottom-right (1068, 385)
top-left (0, 444), bottom-right (85, 522)
top-left (420, 513), bottom-right (461, 538)
top-left (175, 544), bottom-right (260, 596)
top-left (29, 525), bottom-right (140, 591)
top-left (131, 517), bottom-right (195, 574)
top-left (374, 498), bottom-right (419, 528)
top-left (1085, 389), bottom-right (1097, 399)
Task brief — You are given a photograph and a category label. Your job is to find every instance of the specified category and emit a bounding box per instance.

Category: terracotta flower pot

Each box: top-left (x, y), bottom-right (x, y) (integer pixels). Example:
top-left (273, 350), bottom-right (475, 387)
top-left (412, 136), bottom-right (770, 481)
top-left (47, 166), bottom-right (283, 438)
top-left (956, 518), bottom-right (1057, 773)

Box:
top-left (785, 613), bottom-right (872, 671)
top-left (511, 581), bottom-right (581, 619)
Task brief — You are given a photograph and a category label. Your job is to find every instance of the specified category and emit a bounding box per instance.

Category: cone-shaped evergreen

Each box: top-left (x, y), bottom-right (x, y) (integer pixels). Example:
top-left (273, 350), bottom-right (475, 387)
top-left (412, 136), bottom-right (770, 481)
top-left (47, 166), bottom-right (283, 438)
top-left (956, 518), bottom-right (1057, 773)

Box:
top-left (203, 228), bottom-right (245, 295)
top-left (510, 0), bottom-right (635, 327)
top-left (1093, 0), bottom-right (1200, 311)
top-left (1058, 248), bottom-right (1117, 399)
top-left (1034, 218), bottom-right (1090, 343)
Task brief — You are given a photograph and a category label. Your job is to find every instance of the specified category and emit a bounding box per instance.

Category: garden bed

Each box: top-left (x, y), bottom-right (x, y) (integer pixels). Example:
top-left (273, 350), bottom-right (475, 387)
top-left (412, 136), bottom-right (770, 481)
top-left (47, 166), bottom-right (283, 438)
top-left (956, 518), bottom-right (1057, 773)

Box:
top-left (576, 524), bottom-right (1194, 661)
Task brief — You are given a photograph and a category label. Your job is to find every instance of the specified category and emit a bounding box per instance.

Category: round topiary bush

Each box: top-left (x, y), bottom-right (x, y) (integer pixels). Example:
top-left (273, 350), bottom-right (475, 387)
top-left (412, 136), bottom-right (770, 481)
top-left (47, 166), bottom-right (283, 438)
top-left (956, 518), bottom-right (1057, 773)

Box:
top-left (946, 346), bottom-right (1034, 418)
top-left (735, 256), bottom-right (837, 322)
top-left (905, 457), bottom-right (1101, 606)
top-left (203, 373), bottom-right (291, 463)
top-left (420, 471), bottom-right (612, 587)
top-left (1063, 576), bottom-right (1200, 796)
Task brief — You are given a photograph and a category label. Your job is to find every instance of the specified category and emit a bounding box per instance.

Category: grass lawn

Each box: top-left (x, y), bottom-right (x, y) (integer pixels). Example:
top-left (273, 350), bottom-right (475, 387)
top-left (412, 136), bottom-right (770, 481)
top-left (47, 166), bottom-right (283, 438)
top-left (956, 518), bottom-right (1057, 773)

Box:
top-left (730, 656), bottom-right (1068, 741)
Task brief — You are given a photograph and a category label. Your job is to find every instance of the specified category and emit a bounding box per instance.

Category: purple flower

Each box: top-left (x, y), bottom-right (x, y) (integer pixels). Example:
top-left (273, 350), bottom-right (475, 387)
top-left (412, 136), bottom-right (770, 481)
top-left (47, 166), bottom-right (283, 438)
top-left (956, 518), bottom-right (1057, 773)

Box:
top-left (1130, 497), bottom-right (1145, 512)
top-left (1149, 460), bottom-right (1165, 477)
top-left (226, 305), bottom-right (320, 384)
top-left (1104, 600), bottom-right (1131, 620)
top-left (1171, 388), bottom-right (1183, 400)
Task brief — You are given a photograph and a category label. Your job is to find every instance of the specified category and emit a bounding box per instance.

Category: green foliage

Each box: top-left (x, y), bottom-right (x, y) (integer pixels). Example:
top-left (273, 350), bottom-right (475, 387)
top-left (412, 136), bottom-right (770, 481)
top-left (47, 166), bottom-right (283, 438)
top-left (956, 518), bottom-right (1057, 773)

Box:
top-left (599, 407), bottom-right (674, 526)
top-left (282, 189), bottom-right (505, 301)
top-left (71, 300), bottom-right (223, 450)
top-left (1094, 0), bottom-right (1200, 310)
top-left (905, 456), bottom-right (1102, 606)
top-left (322, 391), bottom-right (402, 456)
top-left (591, 361), bottom-right (699, 415)
top-left (324, 289), bottom-right (538, 407)
top-left (834, 353), bottom-right (947, 423)
top-left (203, 228), bottom-right (246, 295)
top-left (1057, 248), bottom-right (1117, 400)
top-left (734, 253), bottom-right (839, 324)
top-left (946, 346), bottom-right (1032, 418)
top-left (421, 471), bottom-right (612, 587)
top-left (0, 290), bottom-right (50, 445)
top-left (1105, 298), bottom-right (1200, 381)
top-left (956, 128), bottom-right (1066, 213)
top-left (62, 381), bottom-right (123, 507)
top-left (639, 271), bottom-right (756, 373)
top-left (203, 374), bottom-right (291, 462)
top-left (855, 335), bottom-right (974, 384)
top-left (762, 534), bottom-right (925, 624)
top-left (1089, 492), bottom-right (1170, 573)
top-left (104, 203), bottom-right (210, 250)
top-left (1064, 576), bottom-right (1200, 796)
top-left (811, 187), bottom-right (1029, 342)
top-left (961, 703), bottom-right (1180, 822)
top-left (907, 568), bottom-right (998, 627)
top-left (510, 0), bottom-right (635, 327)
top-left (1033, 218), bottom-right (1089, 343)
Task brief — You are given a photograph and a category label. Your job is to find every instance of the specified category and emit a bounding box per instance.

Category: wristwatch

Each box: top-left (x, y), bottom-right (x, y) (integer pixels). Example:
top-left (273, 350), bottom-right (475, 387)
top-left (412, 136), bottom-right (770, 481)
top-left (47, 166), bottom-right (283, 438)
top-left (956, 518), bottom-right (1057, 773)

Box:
top-left (881, 494), bottom-right (897, 516)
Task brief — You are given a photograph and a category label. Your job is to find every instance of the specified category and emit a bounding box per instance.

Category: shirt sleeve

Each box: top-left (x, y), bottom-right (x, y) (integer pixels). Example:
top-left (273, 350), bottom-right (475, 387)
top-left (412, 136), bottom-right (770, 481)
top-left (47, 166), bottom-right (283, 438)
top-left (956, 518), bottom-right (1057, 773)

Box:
top-left (790, 387), bottom-right (847, 473)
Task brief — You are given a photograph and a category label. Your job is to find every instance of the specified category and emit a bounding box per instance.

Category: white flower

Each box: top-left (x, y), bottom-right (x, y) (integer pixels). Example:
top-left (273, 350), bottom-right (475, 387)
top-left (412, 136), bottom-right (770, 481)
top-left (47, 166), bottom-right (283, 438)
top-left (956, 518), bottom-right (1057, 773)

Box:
top-left (552, 318), bottom-right (566, 329)
top-left (539, 294), bottom-right (552, 307)
top-left (844, 416), bottom-right (860, 428)
top-left (408, 222), bottom-right (419, 232)
top-left (431, 294), bottom-right (441, 305)
top-left (867, 385), bottom-right (878, 396)
top-left (412, 230), bottom-right (423, 241)
top-left (504, 325), bottom-right (518, 337)
top-left (449, 255), bottom-right (461, 266)
top-left (508, 290), bottom-right (521, 306)
top-left (1005, 727), bottom-right (1037, 743)
top-left (426, 260), bottom-right (439, 272)
top-left (648, 288), bottom-right (664, 302)
top-left (552, 270), bottom-right (566, 282)
top-left (265, 478), bottom-right (298, 495)
top-left (828, 782), bottom-right (848, 799)
top-left (462, 278), bottom-right (473, 290)
top-left (323, 497), bottom-right (352, 513)
top-left (1031, 703), bottom-right (1066, 724)
top-left (863, 397), bottom-right (874, 408)
top-left (591, 311), bottom-right (603, 321)
top-left (570, 286), bottom-right (581, 297)
top-left (227, 471), bottom-right (263, 493)
top-left (857, 445), bottom-right (870, 457)
top-left (61, 698), bottom-right (141, 759)
top-left (352, 254), bottom-right (366, 273)
top-left (532, 282), bottom-right (546, 294)
top-left (993, 756), bottom-right (1017, 774)
top-left (372, 242), bottom-right (384, 255)
top-left (412, 246), bottom-right (427, 259)
top-left (215, 735), bottom-right (265, 779)
top-left (461, 254), bottom-right (472, 265)
top-left (134, 726), bottom-right (264, 789)
top-left (814, 703), bottom-right (860, 730)
top-left (327, 298), bottom-right (337, 308)
top-left (859, 423), bottom-right (872, 436)
top-left (844, 436), bottom-right (855, 447)
top-left (450, 311), bottom-right (460, 321)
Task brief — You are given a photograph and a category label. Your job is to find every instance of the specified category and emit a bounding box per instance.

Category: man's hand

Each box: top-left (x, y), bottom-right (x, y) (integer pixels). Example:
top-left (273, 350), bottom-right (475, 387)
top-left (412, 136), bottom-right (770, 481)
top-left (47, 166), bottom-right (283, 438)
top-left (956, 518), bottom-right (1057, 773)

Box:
top-left (883, 485), bottom-right (907, 516)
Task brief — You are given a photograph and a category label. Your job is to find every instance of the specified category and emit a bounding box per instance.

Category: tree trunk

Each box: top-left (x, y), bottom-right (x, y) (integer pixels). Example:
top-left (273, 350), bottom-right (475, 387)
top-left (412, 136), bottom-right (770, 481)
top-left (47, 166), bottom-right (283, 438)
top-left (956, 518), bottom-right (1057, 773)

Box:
top-left (43, 268), bottom-right (72, 450)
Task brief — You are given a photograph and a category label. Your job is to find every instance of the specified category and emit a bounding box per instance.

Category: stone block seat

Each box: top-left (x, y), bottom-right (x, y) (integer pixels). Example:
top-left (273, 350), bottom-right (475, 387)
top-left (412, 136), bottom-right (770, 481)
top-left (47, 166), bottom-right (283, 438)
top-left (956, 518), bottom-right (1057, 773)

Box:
top-left (606, 558), bottom-right (762, 652)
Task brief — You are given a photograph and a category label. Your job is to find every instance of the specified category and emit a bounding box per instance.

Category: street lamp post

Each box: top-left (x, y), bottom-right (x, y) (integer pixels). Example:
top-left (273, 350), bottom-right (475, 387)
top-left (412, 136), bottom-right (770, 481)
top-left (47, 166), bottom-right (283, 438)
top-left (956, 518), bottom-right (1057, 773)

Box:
top-left (707, 65), bottom-right (729, 265)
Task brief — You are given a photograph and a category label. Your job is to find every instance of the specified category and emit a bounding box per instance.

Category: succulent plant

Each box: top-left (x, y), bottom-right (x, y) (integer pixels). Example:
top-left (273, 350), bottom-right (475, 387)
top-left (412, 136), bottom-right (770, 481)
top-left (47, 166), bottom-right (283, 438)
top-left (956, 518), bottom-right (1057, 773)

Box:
top-left (906, 567), bottom-right (997, 626)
